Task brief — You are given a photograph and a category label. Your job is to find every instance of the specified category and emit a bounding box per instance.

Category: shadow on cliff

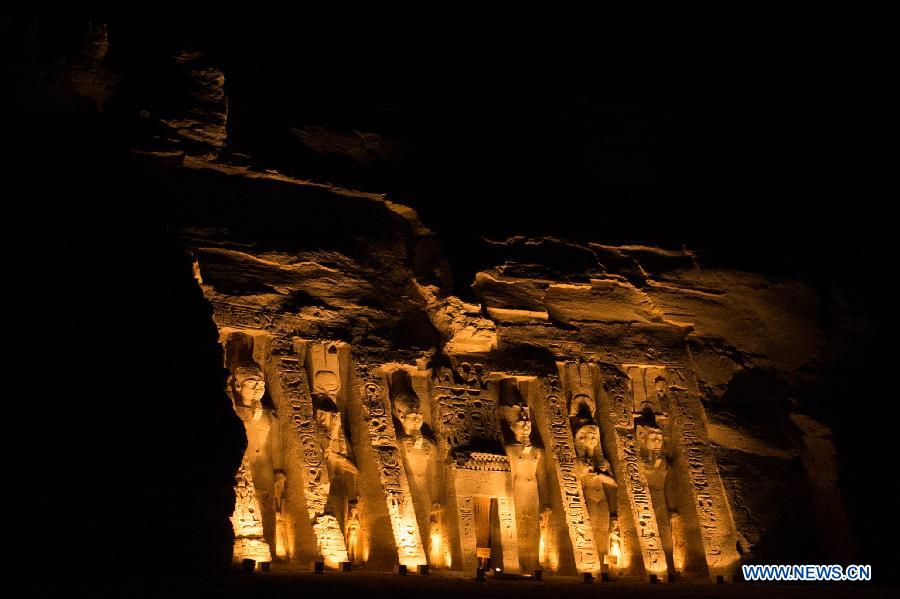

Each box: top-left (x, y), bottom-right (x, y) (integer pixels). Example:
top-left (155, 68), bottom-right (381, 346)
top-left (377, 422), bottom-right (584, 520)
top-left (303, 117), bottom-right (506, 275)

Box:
top-left (8, 115), bottom-right (246, 593)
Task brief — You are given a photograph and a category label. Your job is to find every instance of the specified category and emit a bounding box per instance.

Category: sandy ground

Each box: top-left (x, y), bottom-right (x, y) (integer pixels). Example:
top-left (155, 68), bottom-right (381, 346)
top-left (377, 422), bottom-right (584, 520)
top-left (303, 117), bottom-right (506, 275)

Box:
top-left (169, 568), bottom-right (890, 599)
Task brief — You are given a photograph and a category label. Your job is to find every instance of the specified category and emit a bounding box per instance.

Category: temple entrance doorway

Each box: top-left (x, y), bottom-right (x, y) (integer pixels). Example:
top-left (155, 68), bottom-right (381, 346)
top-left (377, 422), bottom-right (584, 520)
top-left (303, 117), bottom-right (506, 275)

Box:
top-left (474, 496), bottom-right (504, 570)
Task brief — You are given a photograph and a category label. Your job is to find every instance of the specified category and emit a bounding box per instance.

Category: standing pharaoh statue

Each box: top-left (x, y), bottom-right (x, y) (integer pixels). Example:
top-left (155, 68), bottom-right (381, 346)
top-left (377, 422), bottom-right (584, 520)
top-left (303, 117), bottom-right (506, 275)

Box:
top-left (346, 500), bottom-right (361, 564)
top-left (573, 424), bottom-right (615, 560)
top-left (226, 362), bottom-right (275, 566)
top-left (389, 370), bottom-right (438, 564)
top-left (231, 366), bottom-right (266, 420)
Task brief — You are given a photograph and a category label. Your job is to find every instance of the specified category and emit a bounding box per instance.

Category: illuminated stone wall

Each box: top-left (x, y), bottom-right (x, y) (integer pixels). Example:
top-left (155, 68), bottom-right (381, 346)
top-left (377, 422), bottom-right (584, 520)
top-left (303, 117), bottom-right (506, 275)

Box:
top-left (180, 172), bottom-right (844, 580)
top-left (206, 300), bottom-right (742, 580)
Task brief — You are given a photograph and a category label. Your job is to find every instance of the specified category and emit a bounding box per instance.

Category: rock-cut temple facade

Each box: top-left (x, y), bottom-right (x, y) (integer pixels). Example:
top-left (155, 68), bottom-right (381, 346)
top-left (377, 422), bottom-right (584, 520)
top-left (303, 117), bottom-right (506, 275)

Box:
top-left (177, 173), bottom-right (826, 583)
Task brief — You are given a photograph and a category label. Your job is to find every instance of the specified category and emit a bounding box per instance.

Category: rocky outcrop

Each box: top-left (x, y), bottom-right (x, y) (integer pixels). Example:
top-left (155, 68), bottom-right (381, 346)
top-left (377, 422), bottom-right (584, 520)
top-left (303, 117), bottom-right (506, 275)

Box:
top-left (146, 147), bottom-right (849, 571)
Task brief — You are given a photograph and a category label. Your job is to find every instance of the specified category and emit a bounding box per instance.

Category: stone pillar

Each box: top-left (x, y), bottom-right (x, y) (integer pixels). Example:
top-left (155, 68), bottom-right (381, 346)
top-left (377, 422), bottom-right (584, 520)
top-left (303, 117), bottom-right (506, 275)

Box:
top-left (267, 337), bottom-right (349, 568)
top-left (596, 364), bottom-right (667, 579)
top-left (560, 362), bottom-right (615, 566)
top-left (506, 442), bottom-right (541, 572)
top-left (662, 366), bottom-right (741, 581)
top-left (527, 376), bottom-right (602, 574)
top-left (355, 365), bottom-right (427, 567)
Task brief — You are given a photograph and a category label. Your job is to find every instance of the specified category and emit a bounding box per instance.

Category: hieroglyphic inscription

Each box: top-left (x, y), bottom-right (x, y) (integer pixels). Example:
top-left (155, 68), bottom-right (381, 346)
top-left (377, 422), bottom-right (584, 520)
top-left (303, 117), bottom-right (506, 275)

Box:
top-left (626, 365), bottom-right (669, 417)
top-left (604, 368), bottom-right (634, 430)
top-left (496, 496), bottom-right (520, 571)
top-left (433, 384), bottom-right (503, 450)
top-left (667, 374), bottom-right (739, 577)
top-left (599, 364), bottom-right (667, 577)
top-left (272, 343), bottom-right (329, 517)
top-left (214, 303), bottom-right (279, 331)
top-left (270, 338), bottom-right (348, 564)
top-left (541, 376), bottom-right (601, 573)
top-left (456, 452), bottom-right (511, 471)
top-left (620, 428), bottom-right (666, 573)
top-left (313, 514), bottom-right (349, 564)
top-left (212, 302), bottom-right (311, 335)
top-left (457, 495), bottom-right (476, 562)
top-left (358, 366), bottom-right (426, 566)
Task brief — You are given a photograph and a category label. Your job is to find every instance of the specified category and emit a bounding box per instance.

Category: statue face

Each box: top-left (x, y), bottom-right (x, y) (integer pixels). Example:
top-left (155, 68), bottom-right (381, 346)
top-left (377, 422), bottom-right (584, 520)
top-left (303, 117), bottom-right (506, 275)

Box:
top-left (237, 375), bottom-right (265, 404)
top-left (399, 411), bottom-right (424, 436)
top-left (511, 417), bottom-right (532, 443)
top-left (645, 431), bottom-right (663, 452)
top-left (576, 426), bottom-right (600, 454)
top-left (393, 401), bottom-right (423, 436)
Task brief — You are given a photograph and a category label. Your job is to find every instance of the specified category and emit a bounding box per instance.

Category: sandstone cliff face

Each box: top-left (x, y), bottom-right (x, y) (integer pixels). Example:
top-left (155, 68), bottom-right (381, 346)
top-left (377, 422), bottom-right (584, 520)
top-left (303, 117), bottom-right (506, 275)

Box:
top-left (9, 8), bottom-right (897, 589)
top-left (117, 45), bottom-right (851, 570)
top-left (151, 149), bottom-right (844, 572)
top-left (68, 34), bottom-right (872, 574)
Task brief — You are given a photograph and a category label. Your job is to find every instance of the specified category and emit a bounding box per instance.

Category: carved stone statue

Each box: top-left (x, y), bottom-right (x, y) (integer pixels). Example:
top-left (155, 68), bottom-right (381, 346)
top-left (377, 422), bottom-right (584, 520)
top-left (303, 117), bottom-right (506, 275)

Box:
top-left (273, 470), bottom-right (289, 559)
top-left (670, 511), bottom-right (686, 572)
top-left (608, 518), bottom-right (622, 565)
top-left (231, 456), bottom-right (273, 564)
top-left (231, 365), bottom-right (266, 420)
top-left (573, 425), bottom-right (613, 481)
top-left (637, 425), bottom-right (665, 470)
top-left (392, 385), bottom-right (425, 440)
top-left (429, 503), bottom-right (446, 567)
top-left (317, 409), bottom-right (351, 460)
top-left (539, 505), bottom-right (553, 569)
top-left (654, 376), bottom-right (668, 410)
top-left (226, 357), bottom-right (282, 564)
top-left (511, 410), bottom-right (532, 446)
top-left (573, 424), bottom-right (615, 562)
top-left (311, 343), bottom-right (342, 402)
top-left (500, 403), bottom-right (533, 446)
top-left (346, 500), bottom-right (361, 564)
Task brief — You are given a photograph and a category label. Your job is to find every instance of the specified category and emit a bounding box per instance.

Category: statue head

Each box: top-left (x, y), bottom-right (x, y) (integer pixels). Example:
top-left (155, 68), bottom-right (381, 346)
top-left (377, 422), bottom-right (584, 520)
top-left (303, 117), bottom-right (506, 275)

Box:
top-left (430, 502), bottom-right (443, 524)
top-left (644, 429), bottom-right (664, 452)
top-left (233, 366), bottom-right (265, 406)
top-left (314, 370), bottom-right (341, 399)
top-left (392, 391), bottom-right (424, 437)
top-left (574, 424), bottom-right (600, 457)
top-left (508, 406), bottom-right (532, 444)
top-left (609, 518), bottom-right (621, 556)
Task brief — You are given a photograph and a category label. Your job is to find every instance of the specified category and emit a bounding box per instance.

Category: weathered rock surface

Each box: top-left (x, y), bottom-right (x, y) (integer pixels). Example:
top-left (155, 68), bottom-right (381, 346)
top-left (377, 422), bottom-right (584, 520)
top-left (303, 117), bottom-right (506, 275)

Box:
top-left (87, 43), bottom-right (868, 577)
top-left (150, 147), bottom-right (851, 573)
top-left (9, 8), bottom-right (898, 590)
